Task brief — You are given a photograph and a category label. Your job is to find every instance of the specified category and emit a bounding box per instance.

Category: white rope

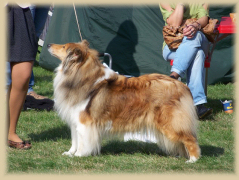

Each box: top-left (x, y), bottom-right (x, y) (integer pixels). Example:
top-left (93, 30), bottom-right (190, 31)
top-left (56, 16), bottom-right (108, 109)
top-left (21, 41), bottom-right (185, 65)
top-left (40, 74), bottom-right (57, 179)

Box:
top-left (73, 3), bottom-right (83, 41)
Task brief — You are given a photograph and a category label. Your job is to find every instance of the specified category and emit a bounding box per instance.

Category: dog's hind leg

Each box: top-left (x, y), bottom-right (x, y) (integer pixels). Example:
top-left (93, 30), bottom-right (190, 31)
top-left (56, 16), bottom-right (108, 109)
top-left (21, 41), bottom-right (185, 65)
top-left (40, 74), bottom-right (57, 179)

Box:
top-left (181, 134), bottom-right (201, 163)
top-left (155, 94), bottom-right (200, 162)
top-left (155, 132), bottom-right (185, 157)
top-left (154, 116), bottom-right (200, 162)
top-left (157, 129), bottom-right (200, 163)
top-left (62, 123), bottom-right (78, 157)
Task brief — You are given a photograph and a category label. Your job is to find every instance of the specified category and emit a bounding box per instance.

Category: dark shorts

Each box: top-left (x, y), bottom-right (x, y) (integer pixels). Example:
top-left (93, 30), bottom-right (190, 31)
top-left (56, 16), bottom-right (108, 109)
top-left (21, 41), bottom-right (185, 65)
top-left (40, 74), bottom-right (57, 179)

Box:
top-left (8, 5), bottom-right (38, 62)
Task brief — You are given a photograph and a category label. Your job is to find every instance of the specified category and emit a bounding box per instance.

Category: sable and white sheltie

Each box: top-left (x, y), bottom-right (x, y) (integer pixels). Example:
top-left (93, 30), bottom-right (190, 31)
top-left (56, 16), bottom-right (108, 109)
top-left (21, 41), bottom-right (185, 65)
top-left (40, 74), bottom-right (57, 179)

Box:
top-left (48, 40), bottom-right (200, 163)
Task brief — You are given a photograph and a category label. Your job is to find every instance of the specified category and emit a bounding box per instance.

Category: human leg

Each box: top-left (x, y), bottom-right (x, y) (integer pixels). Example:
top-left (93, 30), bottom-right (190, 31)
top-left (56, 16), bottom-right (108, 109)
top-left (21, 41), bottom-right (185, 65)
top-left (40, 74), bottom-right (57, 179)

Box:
top-left (29, 5), bottom-right (36, 19)
top-left (6, 62), bottom-right (11, 92)
top-left (163, 34), bottom-right (206, 86)
top-left (33, 6), bottom-right (50, 38)
top-left (162, 45), bottom-right (182, 79)
top-left (174, 32), bottom-right (212, 118)
top-left (171, 31), bottom-right (207, 78)
top-left (27, 71), bottom-right (34, 93)
top-left (163, 32), bottom-right (212, 118)
top-left (186, 49), bottom-right (212, 119)
top-left (26, 5), bottom-right (49, 99)
top-left (187, 49), bottom-right (207, 105)
top-left (7, 5), bottom-right (37, 148)
top-left (171, 32), bottom-right (209, 101)
top-left (8, 61), bottom-right (33, 143)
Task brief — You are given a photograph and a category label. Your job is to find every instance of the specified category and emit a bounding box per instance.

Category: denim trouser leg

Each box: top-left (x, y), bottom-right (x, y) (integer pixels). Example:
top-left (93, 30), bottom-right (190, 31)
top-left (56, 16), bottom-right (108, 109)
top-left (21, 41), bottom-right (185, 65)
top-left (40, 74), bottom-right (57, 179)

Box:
top-left (6, 62), bottom-right (11, 92)
top-left (162, 31), bottom-right (209, 105)
top-left (29, 5), bottom-right (49, 38)
top-left (27, 5), bottom-right (49, 93)
top-left (28, 71), bottom-right (34, 93)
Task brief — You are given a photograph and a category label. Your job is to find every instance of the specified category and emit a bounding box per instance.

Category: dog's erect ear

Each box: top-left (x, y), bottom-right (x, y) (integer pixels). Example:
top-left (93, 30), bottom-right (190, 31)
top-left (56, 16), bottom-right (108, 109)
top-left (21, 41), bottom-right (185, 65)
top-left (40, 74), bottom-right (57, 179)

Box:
top-left (81, 40), bottom-right (90, 47)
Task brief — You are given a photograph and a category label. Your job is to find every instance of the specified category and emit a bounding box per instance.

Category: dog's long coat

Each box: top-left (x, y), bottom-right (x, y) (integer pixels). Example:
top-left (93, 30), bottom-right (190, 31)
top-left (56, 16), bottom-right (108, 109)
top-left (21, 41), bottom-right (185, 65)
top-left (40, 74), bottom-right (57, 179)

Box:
top-left (48, 40), bottom-right (201, 163)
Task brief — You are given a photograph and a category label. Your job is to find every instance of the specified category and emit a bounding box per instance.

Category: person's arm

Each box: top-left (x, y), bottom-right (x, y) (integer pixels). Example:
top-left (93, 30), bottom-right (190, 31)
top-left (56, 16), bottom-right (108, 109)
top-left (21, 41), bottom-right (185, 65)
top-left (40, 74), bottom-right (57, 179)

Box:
top-left (183, 4), bottom-right (209, 38)
top-left (193, 4), bottom-right (209, 29)
top-left (160, 3), bottom-right (185, 27)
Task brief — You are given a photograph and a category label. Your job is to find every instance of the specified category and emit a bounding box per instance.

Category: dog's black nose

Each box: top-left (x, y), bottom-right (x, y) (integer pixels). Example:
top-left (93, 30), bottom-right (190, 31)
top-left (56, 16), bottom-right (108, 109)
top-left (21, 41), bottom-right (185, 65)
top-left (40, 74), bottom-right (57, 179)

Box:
top-left (47, 44), bottom-right (52, 48)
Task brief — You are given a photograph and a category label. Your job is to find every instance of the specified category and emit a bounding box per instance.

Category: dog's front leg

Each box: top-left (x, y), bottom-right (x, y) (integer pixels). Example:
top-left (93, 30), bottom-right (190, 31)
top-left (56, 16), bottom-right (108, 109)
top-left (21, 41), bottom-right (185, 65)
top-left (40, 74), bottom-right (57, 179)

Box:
top-left (74, 123), bottom-right (98, 157)
top-left (74, 123), bottom-right (87, 157)
top-left (62, 123), bottom-right (78, 157)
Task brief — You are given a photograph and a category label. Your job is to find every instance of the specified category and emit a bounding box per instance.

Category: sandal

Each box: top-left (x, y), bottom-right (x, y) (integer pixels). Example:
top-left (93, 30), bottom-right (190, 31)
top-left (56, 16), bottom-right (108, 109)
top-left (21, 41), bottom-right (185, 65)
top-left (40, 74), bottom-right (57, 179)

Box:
top-left (8, 140), bottom-right (32, 150)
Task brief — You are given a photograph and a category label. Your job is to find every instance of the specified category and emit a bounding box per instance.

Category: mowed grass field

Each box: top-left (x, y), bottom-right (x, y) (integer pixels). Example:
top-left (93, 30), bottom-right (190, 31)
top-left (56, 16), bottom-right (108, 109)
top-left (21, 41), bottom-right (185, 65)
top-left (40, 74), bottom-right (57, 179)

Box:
top-left (6, 55), bottom-right (235, 174)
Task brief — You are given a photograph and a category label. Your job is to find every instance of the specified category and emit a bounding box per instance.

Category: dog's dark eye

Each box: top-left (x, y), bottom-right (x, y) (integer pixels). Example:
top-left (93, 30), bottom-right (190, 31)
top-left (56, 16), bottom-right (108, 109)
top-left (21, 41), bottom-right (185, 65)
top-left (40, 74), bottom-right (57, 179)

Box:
top-left (63, 46), bottom-right (65, 49)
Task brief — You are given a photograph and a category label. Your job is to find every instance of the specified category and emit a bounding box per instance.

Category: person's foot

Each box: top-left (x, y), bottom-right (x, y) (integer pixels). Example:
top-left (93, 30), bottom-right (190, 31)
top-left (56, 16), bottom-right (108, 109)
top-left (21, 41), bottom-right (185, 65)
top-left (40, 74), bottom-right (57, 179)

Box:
top-left (196, 104), bottom-right (213, 119)
top-left (27, 91), bottom-right (47, 99)
top-left (8, 133), bottom-right (31, 150)
top-left (8, 140), bottom-right (32, 150)
top-left (8, 133), bottom-right (23, 143)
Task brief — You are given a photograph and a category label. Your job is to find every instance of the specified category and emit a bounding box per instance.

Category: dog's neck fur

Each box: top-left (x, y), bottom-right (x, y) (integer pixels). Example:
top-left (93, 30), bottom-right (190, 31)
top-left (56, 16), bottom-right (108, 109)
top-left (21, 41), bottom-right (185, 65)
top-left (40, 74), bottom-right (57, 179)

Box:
top-left (54, 50), bottom-right (117, 107)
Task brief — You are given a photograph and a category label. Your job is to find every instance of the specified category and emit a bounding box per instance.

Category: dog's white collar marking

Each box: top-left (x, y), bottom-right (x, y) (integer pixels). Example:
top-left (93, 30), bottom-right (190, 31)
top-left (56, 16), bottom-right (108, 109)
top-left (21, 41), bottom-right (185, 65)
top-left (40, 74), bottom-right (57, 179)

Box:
top-left (94, 63), bottom-right (116, 85)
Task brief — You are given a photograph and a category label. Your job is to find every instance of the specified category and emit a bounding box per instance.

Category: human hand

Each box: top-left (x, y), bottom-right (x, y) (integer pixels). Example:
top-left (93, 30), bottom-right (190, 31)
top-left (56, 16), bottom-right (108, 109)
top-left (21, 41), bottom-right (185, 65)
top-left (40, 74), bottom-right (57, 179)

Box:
top-left (183, 24), bottom-right (197, 39)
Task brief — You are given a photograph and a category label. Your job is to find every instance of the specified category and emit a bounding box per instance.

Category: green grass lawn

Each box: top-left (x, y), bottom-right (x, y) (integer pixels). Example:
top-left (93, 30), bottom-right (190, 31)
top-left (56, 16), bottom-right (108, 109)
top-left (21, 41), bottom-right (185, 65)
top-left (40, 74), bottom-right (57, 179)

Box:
top-left (6, 57), bottom-right (235, 174)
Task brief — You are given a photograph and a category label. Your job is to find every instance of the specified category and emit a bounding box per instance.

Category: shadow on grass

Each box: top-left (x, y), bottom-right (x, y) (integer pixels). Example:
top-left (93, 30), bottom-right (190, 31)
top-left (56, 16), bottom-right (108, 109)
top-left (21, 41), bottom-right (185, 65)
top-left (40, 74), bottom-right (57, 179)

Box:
top-left (207, 98), bottom-right (226, 114)
top-left (206, 98), bottom-right (234, 114)
top-left (101, 140), bottom-right (163, 156)
top-left (101, 140), bottom-right (224, 157)
top-left (200, 145), bottom-right (224, 157)
top-left (29, 126), bottom-right (224, 158)
top-left (29, 125), bottom-right (71, 142)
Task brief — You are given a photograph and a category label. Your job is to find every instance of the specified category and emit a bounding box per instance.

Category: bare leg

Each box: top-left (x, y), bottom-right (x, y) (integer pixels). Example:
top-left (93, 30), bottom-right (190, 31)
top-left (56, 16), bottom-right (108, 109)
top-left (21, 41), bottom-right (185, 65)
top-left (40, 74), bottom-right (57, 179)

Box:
top-left (8, 61), bottom-right (33, 142)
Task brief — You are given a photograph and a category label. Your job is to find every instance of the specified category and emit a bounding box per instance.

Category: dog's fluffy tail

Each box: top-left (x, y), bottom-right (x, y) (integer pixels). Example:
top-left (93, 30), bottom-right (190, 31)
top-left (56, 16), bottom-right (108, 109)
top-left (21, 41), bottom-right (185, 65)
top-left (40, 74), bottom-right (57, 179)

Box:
top-left (154, 89), bottom-right (200, 162)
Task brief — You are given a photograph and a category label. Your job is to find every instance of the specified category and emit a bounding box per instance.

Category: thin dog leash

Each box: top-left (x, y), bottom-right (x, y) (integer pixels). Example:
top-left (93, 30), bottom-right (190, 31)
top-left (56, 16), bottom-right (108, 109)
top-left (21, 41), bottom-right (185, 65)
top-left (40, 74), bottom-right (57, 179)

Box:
top-left (72, 4), bottom-right (112, 68)
top-left (73, 3), bottom-right (83, 41)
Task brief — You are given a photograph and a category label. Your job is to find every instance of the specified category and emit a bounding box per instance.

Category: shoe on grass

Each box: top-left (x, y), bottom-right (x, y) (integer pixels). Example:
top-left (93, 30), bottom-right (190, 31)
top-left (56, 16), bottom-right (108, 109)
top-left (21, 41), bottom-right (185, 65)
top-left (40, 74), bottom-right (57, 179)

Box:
top-left (27, 91), bottom-right (47, 100)
top-left (8, 140), bottom-right (32, 150)
top-left (196, 104), bottom-right (213, 119)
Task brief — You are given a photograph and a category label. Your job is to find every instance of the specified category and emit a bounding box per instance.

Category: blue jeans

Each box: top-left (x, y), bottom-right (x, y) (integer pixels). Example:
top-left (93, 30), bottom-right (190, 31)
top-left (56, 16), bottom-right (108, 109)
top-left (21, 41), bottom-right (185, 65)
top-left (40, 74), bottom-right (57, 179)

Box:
top-left (29, 5), bottom-right (49, 38)
top-left (163, 31), bottom-right (209, 105)
top-left (27, 5), bottom-right (49, 92)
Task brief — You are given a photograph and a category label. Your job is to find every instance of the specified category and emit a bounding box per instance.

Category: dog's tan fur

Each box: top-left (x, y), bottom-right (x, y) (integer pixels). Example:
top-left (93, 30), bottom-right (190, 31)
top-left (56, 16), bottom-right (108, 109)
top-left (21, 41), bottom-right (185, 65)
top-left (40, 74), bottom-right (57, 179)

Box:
top-left (48, 40), bottom-right (200, 163)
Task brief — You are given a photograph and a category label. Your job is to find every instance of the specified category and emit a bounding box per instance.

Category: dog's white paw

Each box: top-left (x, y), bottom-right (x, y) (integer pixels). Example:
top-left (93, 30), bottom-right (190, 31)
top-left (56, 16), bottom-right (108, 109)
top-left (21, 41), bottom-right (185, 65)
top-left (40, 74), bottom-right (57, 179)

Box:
top-left (62, 151), bottom-right (74, 157)
top-left (74, 151), bottom-right (92, 157)
top-left (185, 156), bottom-right (198, 163)
top-left (74, 152), bottom-right (84, 157)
